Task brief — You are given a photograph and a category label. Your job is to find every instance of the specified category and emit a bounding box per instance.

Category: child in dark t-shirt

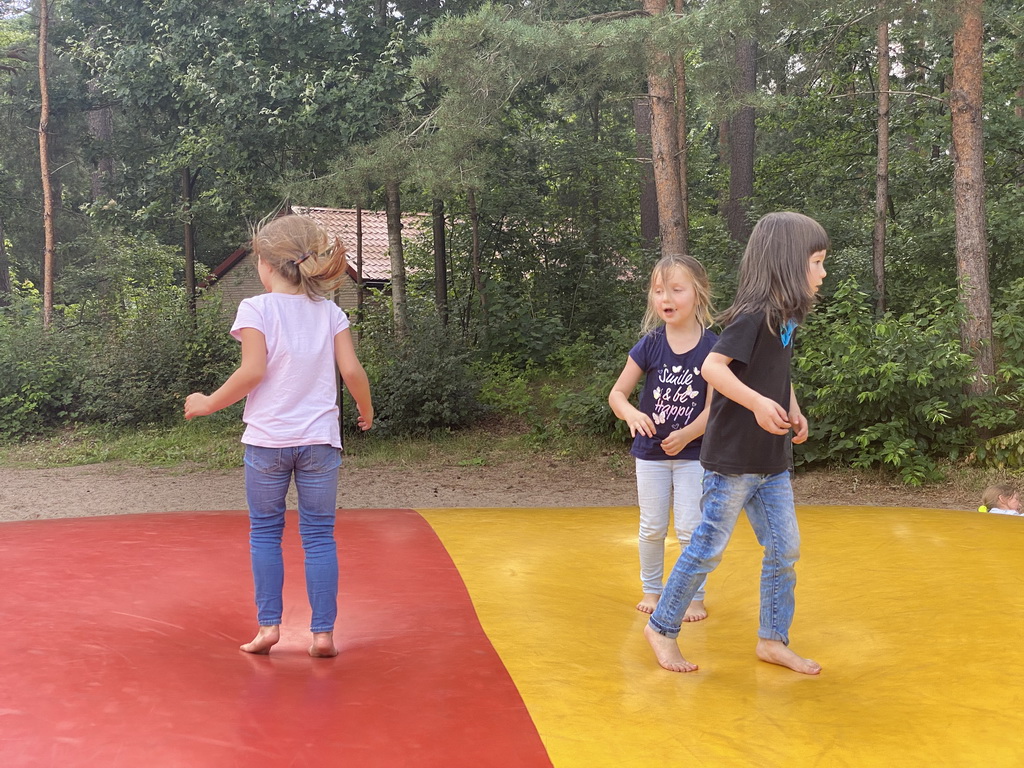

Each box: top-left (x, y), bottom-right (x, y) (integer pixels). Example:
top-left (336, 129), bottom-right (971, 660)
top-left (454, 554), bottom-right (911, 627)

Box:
top-left (644, 212), bottom-right (829, 676)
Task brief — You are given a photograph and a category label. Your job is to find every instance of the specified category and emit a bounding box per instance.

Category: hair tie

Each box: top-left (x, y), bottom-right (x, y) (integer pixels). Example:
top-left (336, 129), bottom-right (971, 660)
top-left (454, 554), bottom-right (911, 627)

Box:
top-left (292, 249), bottom-right (314, 266)
top-left (979, 505), bottom-right (989, 513)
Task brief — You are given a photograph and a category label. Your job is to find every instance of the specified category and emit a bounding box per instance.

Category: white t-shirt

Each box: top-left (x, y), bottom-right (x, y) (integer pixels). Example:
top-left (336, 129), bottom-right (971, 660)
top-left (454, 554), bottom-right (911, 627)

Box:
top-left (231, 292), bottom-right (350, 448)
top-left (989, 508), bottom-right (1023, 516)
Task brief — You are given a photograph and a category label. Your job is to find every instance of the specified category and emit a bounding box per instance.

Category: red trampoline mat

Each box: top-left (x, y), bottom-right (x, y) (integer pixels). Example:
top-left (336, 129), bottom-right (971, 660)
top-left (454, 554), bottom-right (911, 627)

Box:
top-left (0, 509), bottom-right (551, 768)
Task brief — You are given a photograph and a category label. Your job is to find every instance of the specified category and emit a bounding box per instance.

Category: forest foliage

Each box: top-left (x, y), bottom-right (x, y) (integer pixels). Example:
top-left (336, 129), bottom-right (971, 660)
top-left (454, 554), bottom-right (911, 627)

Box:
top-left (1, 0), bottom-right (1023, 481)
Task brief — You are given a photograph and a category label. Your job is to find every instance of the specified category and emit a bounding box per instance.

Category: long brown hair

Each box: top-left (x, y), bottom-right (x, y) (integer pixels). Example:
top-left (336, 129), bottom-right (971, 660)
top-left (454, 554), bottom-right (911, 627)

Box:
top-left (251, 214), bottom-right (348, 300)
top-left (717, 211), bottom-right (829, 332)
top-left (640, 254), bottom-right (714, 335)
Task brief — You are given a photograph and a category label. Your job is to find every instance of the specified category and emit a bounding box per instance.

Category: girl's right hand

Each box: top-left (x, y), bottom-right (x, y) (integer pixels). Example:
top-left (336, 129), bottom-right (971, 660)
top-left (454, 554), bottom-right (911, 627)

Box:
top-left (184, 393), bottom-right (212, 420)
top-left (356, 404), bottom-right (374, 431)
top-left (751, 396), bottom-right (791, 435)
top-left (628, 409), bottom-right (657, 438)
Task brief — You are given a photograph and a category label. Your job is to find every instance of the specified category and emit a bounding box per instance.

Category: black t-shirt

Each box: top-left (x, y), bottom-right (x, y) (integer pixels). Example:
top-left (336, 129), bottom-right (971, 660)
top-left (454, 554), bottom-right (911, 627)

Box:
top-left (699, 311), bottom-right (795, 475)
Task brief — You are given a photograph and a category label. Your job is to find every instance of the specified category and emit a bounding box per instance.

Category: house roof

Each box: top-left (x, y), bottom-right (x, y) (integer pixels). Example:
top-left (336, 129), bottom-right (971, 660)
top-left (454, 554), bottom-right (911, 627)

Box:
top-left (204, 206), bottom-right (428, 286)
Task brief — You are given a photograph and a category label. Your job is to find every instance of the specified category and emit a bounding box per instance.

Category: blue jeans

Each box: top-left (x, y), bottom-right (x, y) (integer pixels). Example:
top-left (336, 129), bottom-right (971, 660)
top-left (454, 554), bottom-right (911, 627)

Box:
top-left (635, 458), bottom-right (706, 600)
top-left (244, 444), bottom-right (342, 634)
top-left (649, 470), bottom-right (800, 643)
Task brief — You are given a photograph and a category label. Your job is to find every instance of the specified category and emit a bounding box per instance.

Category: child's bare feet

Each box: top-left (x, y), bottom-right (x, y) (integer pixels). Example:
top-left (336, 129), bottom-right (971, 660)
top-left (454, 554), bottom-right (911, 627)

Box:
top-left (683, 599), bottom-right (707, 622)
top-left (240, 625), bottom-right (280, 654)
top-left (636, 593), bottom-right (660, 614)
top-left (755, 638), bottom-right (821, 675)
top-left (643, 623), bottom-right (698, 672)
top-left (309, 631), bottom-right (338, 658)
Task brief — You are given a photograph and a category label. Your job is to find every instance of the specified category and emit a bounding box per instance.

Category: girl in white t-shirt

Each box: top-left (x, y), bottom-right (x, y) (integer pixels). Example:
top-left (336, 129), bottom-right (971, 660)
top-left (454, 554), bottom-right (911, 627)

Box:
top-left (185, 214), bottom-right (373, 658)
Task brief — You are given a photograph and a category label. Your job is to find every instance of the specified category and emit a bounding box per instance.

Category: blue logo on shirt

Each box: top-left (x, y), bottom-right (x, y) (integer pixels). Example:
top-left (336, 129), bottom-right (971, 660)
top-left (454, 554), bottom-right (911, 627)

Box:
top-left (780, 319), bottom-right (797, 348)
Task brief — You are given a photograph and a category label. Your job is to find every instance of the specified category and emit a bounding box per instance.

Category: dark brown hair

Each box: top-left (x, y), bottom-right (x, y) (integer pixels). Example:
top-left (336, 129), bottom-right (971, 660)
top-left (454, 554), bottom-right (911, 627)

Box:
top-left (717, 211), bottom-right (830, 332)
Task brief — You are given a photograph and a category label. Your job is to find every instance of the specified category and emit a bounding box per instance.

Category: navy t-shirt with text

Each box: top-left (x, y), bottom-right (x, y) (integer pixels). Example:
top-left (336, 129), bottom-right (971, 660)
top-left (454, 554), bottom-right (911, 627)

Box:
top-left (628, 327), bottom-right (718, 461)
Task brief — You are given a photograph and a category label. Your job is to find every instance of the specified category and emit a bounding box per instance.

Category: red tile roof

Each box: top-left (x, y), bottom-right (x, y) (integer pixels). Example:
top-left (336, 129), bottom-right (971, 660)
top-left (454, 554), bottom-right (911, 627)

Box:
top-left (294, 206), bottom-right (427, 282)
top-left (206, 207), bottom-right (427, 285)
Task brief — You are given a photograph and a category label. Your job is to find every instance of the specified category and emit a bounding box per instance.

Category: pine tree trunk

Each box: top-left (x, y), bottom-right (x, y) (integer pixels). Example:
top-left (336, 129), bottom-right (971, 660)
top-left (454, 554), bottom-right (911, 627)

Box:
top-left (355, 205), bottom-right (364, 338)
top-left (38, 0), bottom-right (55, 328)
top-left (872, 20), bottom-right (890, 315)
top-left (643, 0), bottom-right (686, 258)
top-left (181, 167), bottom-right (196, 317)
top-left (384, 180), bottom-right (408, 339)
top-left (468, 188), bottom-right (485, 322)
top-left (0, 216), bottom-right (11, 307)
top-left (724, 37), bottom-right (757, 244)
top-left (432, 198), bottom-right (448, 326)
top-left (673, 0), bottom-right (689, 254)
top-left (672, 50), bottom-right (689, 255)
top-left (951, 0), bottom-right (994, 396)
top-left (87, 82), bottom-right (114, 202)
top-left (633, 97), bottom-right (659, 251)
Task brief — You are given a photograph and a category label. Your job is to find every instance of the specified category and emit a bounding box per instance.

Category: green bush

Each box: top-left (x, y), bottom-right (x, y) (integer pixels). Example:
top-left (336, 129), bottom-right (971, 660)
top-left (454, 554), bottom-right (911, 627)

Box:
top-left (356, 317), bottom-right (485, 437)
top-left (76, 293), bottom-right (239, 427)
top-left (0, 314), bottom-right (79, 440)
top-left (544, 328), bottom-right (638, 440)
top-left (794, 278), bottom-right (977, 484)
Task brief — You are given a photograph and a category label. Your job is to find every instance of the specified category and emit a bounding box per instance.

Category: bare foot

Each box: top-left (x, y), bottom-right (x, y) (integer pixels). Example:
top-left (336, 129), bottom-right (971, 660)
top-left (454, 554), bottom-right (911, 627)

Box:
top-left (683, 599), bottom-right (707, 622)
top-left (309, 631), bottom-right (338, 658)
top-left (755, 639), bottom-right (821, 675)
top-left (643, 623), bottom-right (698, 672)
top-left (240, 625), bottom-right (280, 655)
top-left (636, 593), bottom-right (660, 614)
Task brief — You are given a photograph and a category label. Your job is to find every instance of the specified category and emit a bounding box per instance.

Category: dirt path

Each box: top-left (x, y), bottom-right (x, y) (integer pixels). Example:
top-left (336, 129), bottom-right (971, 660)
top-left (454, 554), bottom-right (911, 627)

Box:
top-left (0, 460), bottom-right (978, 522)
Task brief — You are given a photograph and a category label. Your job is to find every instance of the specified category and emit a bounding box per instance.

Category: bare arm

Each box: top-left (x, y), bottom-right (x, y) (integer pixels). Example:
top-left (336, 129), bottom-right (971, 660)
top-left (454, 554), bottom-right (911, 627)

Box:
top-left (335, 328), bottom-right (373, 431)
top-left (608, 357), bottom-right (655, 438)
top-left (701, 352), bottom-right (791, 436)
top-left (184, 328), bottom-right (267, 419)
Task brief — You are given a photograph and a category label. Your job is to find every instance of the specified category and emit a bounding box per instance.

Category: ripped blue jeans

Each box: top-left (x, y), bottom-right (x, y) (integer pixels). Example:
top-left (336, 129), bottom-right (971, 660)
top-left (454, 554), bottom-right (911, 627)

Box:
top-left (648, 470), bottom-right (800, 643)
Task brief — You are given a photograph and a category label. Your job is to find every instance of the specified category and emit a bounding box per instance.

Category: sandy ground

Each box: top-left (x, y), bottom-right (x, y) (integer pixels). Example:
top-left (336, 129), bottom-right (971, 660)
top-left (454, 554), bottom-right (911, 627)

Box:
top-left (0, 460), bottom-right (979, 522)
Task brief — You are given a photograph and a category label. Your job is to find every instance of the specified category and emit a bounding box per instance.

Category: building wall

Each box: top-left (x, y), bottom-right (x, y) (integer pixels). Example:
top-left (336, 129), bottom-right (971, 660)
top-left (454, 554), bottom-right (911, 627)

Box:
top-left (202, 258), bottom-right (362, 323)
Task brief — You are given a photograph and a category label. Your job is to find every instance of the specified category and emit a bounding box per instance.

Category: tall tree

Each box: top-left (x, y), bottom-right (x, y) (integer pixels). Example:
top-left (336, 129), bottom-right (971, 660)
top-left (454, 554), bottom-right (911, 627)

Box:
top-left (872, 15), bottom-right (890, 314)
top-left (643, 0), bottom-right (686, 257)
top-left (723, 34), bottom-right (757, 244)
top-left (384, 179), bottom-right (409, 338)
top-left (432, 197), bottom-right (448, 325)
top-left (950, 0), bottom-right (994, 395)
top-left (36, 0), bottom-right (53, 327)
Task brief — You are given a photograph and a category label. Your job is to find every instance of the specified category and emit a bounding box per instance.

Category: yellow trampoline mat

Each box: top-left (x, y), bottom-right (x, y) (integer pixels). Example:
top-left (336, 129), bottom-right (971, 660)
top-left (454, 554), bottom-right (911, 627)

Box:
top-left (421, 505), bottom-right (1024, 768)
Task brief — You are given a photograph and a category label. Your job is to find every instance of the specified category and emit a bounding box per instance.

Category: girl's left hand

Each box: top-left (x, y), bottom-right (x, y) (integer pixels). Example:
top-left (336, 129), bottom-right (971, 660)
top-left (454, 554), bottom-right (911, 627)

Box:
top-left (661, 430), bottom-right (689, 456)
top-left (789, 410), bottom-right (808, 444)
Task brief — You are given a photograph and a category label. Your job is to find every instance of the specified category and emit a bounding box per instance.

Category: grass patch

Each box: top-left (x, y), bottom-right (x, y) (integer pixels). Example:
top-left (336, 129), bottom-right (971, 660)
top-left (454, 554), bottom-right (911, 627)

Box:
top-left (0, 416), bottom-right (632, 474)
top-left (0, 417), bottom-right (245, 469)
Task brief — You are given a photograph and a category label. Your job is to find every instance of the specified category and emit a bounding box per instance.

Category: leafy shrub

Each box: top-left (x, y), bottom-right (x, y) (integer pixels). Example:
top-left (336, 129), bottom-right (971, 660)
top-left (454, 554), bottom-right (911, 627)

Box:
top-left (0, 314), bottom-right (79, 440)
top-left (545, 327), bottom-right (639, 440)
top-left (356, 317), bottom-right (484, 437)
top-left (971, 277), bottom-right (1024, 467)
top-left (473, 355), bottom-right (534, 420)
top-left (77, 293), bottom-right (238, 426)
top-left (795, 278), bottom-right (977, 484)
